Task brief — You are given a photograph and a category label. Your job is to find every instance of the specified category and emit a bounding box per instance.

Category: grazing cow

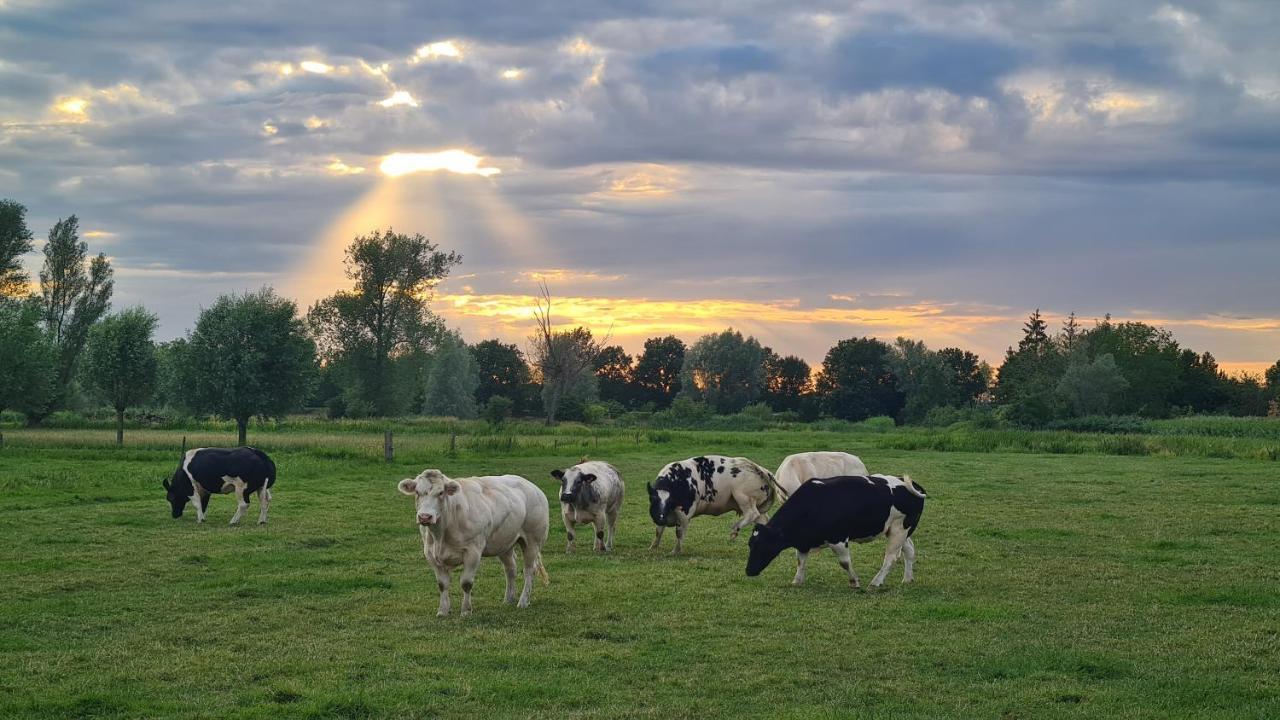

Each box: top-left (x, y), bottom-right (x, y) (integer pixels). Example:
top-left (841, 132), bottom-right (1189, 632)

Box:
top-left (773, 451), bottom-right (869, 585)
top-left (646, 455), bottom-right (775, 555)
top-left (551, 460), bottom-right (624, 553)
top-left (163, 447), bottom-right (276, 525)
top-left (746, 474), bottom-right (926, 589)
top-left (397, 469), bottom-right (550, 616)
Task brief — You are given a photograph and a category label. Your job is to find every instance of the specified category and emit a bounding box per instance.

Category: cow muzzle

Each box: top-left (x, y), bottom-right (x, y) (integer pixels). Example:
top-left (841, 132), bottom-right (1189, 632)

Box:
top-left (417, 513), bottom-right (436, 526)
top-left (559, 493), bottom-right (575, 503)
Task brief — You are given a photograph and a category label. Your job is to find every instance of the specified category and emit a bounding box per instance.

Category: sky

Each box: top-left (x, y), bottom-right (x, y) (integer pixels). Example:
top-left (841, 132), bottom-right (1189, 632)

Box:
top-left (2, 0), bottom-right (1278, 373)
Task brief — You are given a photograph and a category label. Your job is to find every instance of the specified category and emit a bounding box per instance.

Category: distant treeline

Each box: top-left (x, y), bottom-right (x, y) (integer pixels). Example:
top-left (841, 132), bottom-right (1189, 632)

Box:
top-left (2, 199), bottom-right (1278, 442)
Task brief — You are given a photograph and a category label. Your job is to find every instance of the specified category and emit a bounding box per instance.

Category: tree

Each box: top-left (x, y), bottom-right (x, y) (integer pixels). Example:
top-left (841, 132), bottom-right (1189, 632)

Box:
top-left (530, 284), bottom-right (600, 425)
top-left (594, 345), bottom-right (633, 406)
top-left (81, 307), bottom-right (158, 445)
top-left (679, 329), bottom-right (768, 414)
top-left (994, 310), bottom-right (1067, 426)
top-left (888, 338), bottom-right (954, 423)
top-left (1059, 312), bottom-right (1081, 352)
top-left (307, 228), bottom-right (460, 416)
top-left (1, 199), bottom-right (34, 298)
top-left (422, 330), bottom-right (479, 419)
top-left (1175, 350), bottom-right (1227, 413)
top-left (631, 335), bottom-right (685, 409)
top-left (182, 288), bottom-right (316, 444)
top-left (1078, 319), bottom-right (1181, 417)
top-left (37, 215), bottom-right (113, 418)
top-left (472, 340), bottom-right (531, 406)
top-left (152, 339), bottom-right (189, 411)
top-left (762, 350), bottom-right (811, 412)
top-left (483, 395), bottom-right (514, 428)
top-left (815, 337), bottom-right (903, 421)
top-left (1265, 360), bottom-right (1280, 401)
top-left (0, 297), bottom-right (56, 417)
top-left (938, 347), bottom-right (990, 405)
top-left (1056, 353), bottom-right (1129, 417)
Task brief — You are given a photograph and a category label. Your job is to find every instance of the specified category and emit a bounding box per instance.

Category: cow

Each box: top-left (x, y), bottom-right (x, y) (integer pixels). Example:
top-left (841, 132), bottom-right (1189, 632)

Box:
top-left (163, 447), bottom-right (276, 525)
top-left (746, 474), bottom-right (926, 589)
top-left (397, 469), bottom-right (550, 616)
top-left (551, 460), bottom-right (624, 553)
top-left (773, 451), bottom-right (869, 585)
top-left (646, 455), bottom-right (775, 555)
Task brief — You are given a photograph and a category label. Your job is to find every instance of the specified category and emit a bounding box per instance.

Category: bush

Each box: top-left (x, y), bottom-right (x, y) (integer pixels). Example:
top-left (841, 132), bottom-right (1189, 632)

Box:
top-left (1048, 415), bottom-right (1152, 434)
top-left (326, 395), bottom-right (347, 419)
top-left (740, 402), bottom-right (772, 420)
top-left (582, 403), bottom-right (609, 425)
top-left (857, 416), bottom-right (897, 432)
top-left (483, 396), bottom-right (514, 428)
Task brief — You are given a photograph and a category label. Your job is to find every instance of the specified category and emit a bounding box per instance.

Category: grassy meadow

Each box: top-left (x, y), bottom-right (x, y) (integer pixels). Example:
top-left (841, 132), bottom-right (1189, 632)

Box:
top-left (1, 424), bottom-right (1278, 718)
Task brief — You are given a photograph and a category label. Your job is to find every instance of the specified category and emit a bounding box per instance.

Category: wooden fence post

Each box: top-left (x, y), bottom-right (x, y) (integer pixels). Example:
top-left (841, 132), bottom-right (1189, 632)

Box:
top-left (384, 431), bottom-right (394, 464)
top-left (0, 430), bottom-right (4, 450)
top-left (181, 435), bottom-right (187, 453)
top-left (449, 433), bottom-right (457, 453)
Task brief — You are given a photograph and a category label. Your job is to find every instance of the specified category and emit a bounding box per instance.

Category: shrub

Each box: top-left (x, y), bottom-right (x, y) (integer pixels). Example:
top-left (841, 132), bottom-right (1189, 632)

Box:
top-left (582, 403), bottom-right (609, 425)
top-left (857, 416), bottom-right (897, 432)
top-left (740, 402), bottom-right (772, 420)
top-left (1048, 415), bottom-right (1152, 434)
top-left (483, 396), bottom-right (514, 428)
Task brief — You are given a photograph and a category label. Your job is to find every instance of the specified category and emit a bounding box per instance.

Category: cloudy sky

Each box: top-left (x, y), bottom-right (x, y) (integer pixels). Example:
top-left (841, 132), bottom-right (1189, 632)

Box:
top-left (2, 0), bottom-right (1277, 372)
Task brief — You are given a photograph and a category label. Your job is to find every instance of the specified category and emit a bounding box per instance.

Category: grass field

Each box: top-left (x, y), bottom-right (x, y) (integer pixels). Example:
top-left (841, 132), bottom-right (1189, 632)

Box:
top-left (2, 427), bottom-right (1278, 719)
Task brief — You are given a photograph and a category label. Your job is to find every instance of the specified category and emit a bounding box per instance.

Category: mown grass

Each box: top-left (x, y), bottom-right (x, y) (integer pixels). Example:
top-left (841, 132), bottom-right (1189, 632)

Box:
top-left (1, 430), bottom-right (1278, 718)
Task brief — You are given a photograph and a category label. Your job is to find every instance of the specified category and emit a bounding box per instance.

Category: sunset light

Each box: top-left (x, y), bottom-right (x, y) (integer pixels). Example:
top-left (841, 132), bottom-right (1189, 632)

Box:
top-left (415, 41), bottom-right (462, 60)
top-left (378, 90), bottom-right (419, 108)
top-left (299, 60), bottom-right (332, 74)
top-left (379, 150), bottom-right (500, 178)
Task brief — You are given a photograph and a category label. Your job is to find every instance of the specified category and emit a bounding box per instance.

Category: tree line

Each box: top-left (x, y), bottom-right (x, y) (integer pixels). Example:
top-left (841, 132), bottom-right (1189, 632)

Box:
top-left (3, 199), bottom-right (1278, 442)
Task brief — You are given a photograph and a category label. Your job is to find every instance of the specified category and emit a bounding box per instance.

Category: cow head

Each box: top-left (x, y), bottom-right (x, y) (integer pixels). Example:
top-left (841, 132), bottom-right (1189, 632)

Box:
top-left (552, 467), bottom-right (598, 507)
top-left (163, 470), bottom-right (190, 518)
top-left (397, 469), bottom-right (460, 527)
top-left (647, 463), bottom-right (692, 527)
top-left (745, 523), bottom-right (789, 577)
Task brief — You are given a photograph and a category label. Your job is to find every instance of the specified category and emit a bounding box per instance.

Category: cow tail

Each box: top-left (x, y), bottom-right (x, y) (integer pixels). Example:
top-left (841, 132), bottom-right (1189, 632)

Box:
top-left (535, 551), bottom-right (551, 586)
top-left (249, 447), bottom-right (277, 489)
top-left (761, 469), bottom-right (779, 513)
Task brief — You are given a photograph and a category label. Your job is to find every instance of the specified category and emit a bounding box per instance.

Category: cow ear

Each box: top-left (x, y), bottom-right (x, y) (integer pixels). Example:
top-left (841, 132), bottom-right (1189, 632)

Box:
top-left (581, 474), bottom-right (596, 483)
top-left (397, 479), bottom-right (418, 496)
top-left (443, 480), bottom-right (461, 496)
top-left (162, 478), bottom-right (170, 490)
top-left (550, 469), bottom-right (564, 479)
top-left (646, 482), bottom-right (655, 495)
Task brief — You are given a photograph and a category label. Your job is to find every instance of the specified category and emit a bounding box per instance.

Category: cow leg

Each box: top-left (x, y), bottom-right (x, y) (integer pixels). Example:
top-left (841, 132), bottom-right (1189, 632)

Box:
top-left (189, 491), bottom-right (206, 523)
top-left (672, 519), bottom-right (687, 556)
top-left (830, 542), bottom-right (860, 589)
top-left (227, 479), bottom-right (249, 526)
top-left (592, 512), bottom-right (607, 552)
top-left (257, 485), bottom-right (272, 525)
top-left (649, 525), bottom-right (665, 550)
top-left (518, 541), bottom-right (539, 608)
top-left (459, 549), bottom-right (482, 617)
top-left (792, 550), bottom-right (809, 586)
top-left (431, 562), bottom-right (452, 617)
top-left (871, 529), bottom-right (909, 588)
top-left (901, 537), bottom-right (917, 584)
top-left (562, 506), bottom-right (576, 553)
top-left (499, 550), bottom-right (518, 604)
top-left (728, 492), bottom-right (762, 540)
top-left (605, 506), bottom-right (619, 552)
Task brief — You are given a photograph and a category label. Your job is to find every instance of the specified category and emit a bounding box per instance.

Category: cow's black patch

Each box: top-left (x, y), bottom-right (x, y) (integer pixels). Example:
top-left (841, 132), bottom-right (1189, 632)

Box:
top-left (717, 466), bottom-right (725, 473)
top-left (730, 467), bottom-right (741, 477)
top-left (649, 463), bottom-right (696, 526)
top-left (693, 456), bottom-right (717, 484)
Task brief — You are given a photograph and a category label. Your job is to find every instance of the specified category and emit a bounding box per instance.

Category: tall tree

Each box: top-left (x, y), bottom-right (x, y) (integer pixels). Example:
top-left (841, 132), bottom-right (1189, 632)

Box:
top-left (422, 330), bottom-right (479, 419)
top-left (182, 288), bottom-right (316, 444)
top-left (1056, 353), bottom-right (1129, 417)
top-left (37, 215), bottom-right (113, 417)
top-left (530, 284), bottom-right (600, 425)
top-left (888, 337), bottom-right (955, 423)
top-left (594, 345), bottom-right (634, 406)
top-left (679, 329), bottom-right (768, 414)
top-left (631, 335), bottom-right (685, 409)
top-left (995, 310), bottom-right (1067, 426)
top-left (762, 350), bottom-right (811, 412)
top-left (0, 297), bottom-right (56, 417)
top-left (1175, 350), bottom-right (1227, 413)
top-left (1078, 319), bottom-right (1181, 417)
top-left (80, 307), bottom-right (158, 445)
top-left (307, 228), bottom-right (460, 416)
top-left (1059, 312), bottom-right (1081, 352)
top-left (938, 347), bottom-right (990, 405)
top-left (472, 339), bottom-right (532, 408)
top-left (816, 337), bottom-right (904, 421)
top-left (0, 199), bottom-right (34, 298)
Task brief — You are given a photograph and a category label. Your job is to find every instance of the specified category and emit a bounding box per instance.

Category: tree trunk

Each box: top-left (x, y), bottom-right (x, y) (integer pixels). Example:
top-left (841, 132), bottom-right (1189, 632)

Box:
top-left (237, 417), bottom-right (248, 446)
top-left (116, 407), bottom-right (125, 446)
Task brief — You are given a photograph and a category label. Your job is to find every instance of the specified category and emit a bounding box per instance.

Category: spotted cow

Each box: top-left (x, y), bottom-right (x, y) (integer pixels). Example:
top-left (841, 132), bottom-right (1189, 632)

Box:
top-left (774, 451), bottom-right (869, 585)
top-left (551, 460), bottom-right (624, 553)
top-left (163, 447), bottom-right (276, 525)
top-left (646, 455), bottom-right (775, 555)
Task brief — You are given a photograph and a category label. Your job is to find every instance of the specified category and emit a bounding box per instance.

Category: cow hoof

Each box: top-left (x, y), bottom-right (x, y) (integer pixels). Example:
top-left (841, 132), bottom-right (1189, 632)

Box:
top-left (791, 579), bottom-right (805, 587)
top-left (258, 521), bottom-right (267, 526)
top-left (436, 610), bottom-right (449, 618)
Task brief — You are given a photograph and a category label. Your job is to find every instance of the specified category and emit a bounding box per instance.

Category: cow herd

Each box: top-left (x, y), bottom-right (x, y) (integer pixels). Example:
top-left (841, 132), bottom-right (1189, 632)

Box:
top-left (165, 447), bottom-right (927, 617)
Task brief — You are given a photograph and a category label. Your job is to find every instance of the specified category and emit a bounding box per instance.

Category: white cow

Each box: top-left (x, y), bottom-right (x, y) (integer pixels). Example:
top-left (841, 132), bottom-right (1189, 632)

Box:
top-left (551, 460), bottom-right (624, 553)
top-left (397, 469), bottom-right (550, 616)
top-left (773, 451), bottom-right (869, 586)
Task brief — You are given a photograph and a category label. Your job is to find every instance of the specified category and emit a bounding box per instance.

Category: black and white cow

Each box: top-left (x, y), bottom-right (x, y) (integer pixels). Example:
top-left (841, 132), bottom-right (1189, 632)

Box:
top-left (746, 474), bottom-right (926, 589)
top-left (773, 451), bottom-right (869, 585)
top-left (646, 455), bottom-right (775, 555)
top-left (163, 447), bottom-right (276, 525)
top-left (551, 460), bottom-right (624, 553)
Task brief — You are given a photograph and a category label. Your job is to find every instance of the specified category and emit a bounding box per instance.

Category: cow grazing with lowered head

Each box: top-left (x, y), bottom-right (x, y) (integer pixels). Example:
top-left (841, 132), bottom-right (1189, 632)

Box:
top-left (746, 474), bottom-right (926, 589)
top-left (397, 469), bottom-right (550, 616)
top-left (773, 451), bottom-right (869, 585)
top-left (163, 447), bottom-right (276, 525)
top-left (551, 460), bottom-right (624, 553)
top-left (646, 455), bottom-right (775, 555)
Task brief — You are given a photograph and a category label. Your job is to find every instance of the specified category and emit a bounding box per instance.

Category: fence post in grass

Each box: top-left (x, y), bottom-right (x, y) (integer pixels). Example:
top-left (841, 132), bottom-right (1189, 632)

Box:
top-left (181, 435), bottom-right (186, 453)
top-left (449, 432), bottom-right (456, 454)
top-left (384, 430), bottom-right (393, 464)
top-left (0, 431), bottom-right (4, 450)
